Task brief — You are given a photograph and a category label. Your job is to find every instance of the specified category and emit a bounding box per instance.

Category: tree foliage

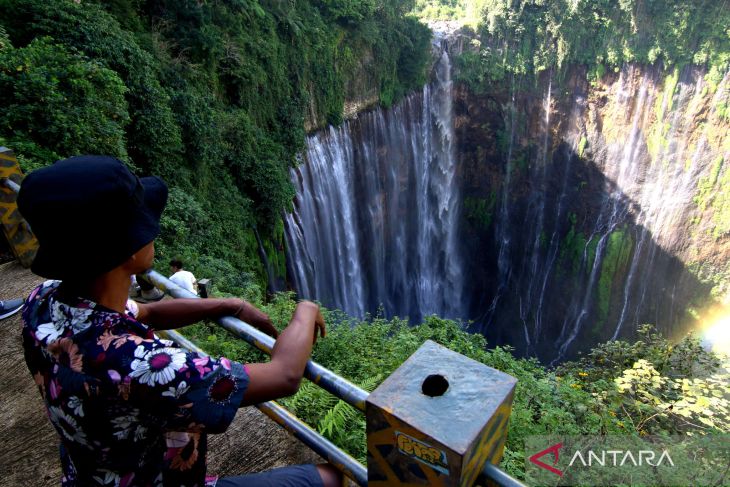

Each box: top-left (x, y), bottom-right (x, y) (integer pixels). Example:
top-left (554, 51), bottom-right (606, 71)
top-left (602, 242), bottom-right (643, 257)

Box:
top-left (449, 0), bottom-right (730, 90)
top-left (0, 37), bottom-right (129, 167)
top-left (558, 324), bottom-right (730, 435)
top-left (0, 0), bottom-right (431, 290)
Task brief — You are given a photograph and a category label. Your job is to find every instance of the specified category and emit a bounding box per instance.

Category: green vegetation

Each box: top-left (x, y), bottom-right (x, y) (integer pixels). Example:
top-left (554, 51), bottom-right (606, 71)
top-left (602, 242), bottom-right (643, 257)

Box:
top-left (596, 227), bottom-right (633, 324)
top-left (694, 156), bottom-right (730, 239)
top-left (463, 192), bottom-right (497, 229)
top-left (559, 212), bottom-right (586, 275)
top-left (0, 0), bottom-right (431, 291)
top-left (689, 261), bottom-right (730, 304)
top-left (0, 37), bottom-right (129, 170)
top-left (413, 0), bottom-right (467, 21)
top-left (185, 293), bottom-right (729, 478)
top-left (558, 324), bottom-right (729, 434)
top-left (4, 1), bottom-right (728, 477)
top-left (648, 67), bottom-right (680, 161)
top-left (710, 158), bottom-right (730, 239)
top-left (450, 0), bottom-right (730, 90)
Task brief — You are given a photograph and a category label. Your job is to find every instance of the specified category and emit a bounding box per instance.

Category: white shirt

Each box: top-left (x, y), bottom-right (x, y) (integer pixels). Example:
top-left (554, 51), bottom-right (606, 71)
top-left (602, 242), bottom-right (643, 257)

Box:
top-left (169, 270), bottom-right (197, 294)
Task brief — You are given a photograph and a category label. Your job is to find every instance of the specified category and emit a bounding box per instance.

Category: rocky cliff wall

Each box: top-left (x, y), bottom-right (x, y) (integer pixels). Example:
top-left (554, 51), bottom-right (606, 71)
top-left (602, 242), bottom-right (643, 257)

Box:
top-left (304, 48), bottom-right (381, 132)
top-left (454, 63), bottom-right (729, 360)
top-left (290, 25), bottom-right (729, 361)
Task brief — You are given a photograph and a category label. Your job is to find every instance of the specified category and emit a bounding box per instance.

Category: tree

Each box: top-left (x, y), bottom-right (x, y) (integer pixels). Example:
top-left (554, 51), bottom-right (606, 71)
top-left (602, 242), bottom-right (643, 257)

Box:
top-left (0, 37), bottom-right (129, 166)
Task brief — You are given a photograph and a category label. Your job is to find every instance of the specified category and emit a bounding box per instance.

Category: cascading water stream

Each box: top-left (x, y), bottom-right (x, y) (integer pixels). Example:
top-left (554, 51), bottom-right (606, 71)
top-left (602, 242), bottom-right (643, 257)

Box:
top-left (486, 75), bottom-right (518, 323)
top-left (284, 40), bottom-right (464, 323)
top-left (285, 39), bottom-right (728, 361)
top-left (611, 71), bottom-right (730, 339)
top-left (555, 68), bottom-right (653, 358)
top-left (523, 75), bottom-right (554, 348)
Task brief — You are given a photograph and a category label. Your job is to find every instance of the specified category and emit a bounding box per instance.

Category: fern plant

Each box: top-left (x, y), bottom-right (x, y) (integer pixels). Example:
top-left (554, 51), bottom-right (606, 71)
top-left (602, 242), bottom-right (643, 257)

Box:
top-left (282, 374), bottom-right (381, 463)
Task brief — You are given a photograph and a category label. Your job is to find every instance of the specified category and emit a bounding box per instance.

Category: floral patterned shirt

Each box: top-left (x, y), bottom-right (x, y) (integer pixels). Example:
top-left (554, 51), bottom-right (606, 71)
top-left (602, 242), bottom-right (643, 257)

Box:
top-left (22, 280), bottom-right (249, 487)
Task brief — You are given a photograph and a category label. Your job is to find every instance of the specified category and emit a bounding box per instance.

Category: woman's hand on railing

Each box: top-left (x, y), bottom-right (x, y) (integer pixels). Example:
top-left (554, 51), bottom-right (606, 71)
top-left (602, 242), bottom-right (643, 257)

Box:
top-left (228, 298), bottom-right (279, 339)
top-left (241, 300), bottom-right (322, 405)
top-left (313, 307), bottom-right (326, 344)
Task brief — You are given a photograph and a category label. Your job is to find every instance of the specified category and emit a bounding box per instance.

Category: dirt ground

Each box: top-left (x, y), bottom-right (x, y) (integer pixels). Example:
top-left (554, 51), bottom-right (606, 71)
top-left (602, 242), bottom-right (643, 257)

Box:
top-left (0, 261), bottom-right (321, 486)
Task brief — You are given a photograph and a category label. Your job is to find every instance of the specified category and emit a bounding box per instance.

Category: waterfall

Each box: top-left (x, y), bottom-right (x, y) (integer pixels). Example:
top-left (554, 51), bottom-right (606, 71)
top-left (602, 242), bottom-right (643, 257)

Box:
top-left (556, 68), bottom-right (653, 357)
top-left (487, 75), bottom-right (517, 323)
top-left (565, 67), bottom-right (728, 358)
top-left (284, 41), bottom-right (464, 323)
top-left (285, 48), bottom-right (729, 361)
top-left (524, 74), bottom-right (553, 348)
top-left (477, 64), bottom-right (729, 361)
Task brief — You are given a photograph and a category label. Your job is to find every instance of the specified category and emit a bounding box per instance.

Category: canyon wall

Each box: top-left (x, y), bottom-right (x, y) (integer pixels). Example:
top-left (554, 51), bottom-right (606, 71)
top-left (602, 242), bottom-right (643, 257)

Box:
top-left (458, 63), bottom-right (729, 360)
top-left (286, 37), bottom-right (730, 361)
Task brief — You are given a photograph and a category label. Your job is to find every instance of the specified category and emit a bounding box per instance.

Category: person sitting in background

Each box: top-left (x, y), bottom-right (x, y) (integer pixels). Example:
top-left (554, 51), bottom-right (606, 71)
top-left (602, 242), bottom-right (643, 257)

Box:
top-left (169, 259), bottom-right (197, 295)
top-left (17, 155), bottom-right (338, 487)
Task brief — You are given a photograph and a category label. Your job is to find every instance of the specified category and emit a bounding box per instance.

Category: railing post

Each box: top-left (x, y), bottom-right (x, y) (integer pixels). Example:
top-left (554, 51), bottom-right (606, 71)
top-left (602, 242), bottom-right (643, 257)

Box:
top-left (366, 340), bottom-right (519, 486)
top-left (0, 147), bottom-right (37, 267)
top-left (197, 278), bottom-right (211, 298)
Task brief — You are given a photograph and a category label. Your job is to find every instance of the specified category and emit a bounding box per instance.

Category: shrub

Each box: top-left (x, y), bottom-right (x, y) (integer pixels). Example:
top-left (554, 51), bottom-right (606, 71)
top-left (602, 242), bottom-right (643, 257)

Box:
top-left (0, 37), bottom-right (129, 166)
top-left (184, 297), bottom-right (727, 479)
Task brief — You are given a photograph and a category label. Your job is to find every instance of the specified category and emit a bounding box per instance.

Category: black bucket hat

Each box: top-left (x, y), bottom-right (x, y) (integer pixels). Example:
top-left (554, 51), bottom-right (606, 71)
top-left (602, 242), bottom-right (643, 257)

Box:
top-left (17, 155), bottom-right (168, 280)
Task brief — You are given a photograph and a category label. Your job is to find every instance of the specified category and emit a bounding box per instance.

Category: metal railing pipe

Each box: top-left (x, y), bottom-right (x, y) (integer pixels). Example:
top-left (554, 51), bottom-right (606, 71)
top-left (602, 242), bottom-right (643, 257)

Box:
top-left (2, 177), bottom-right (20, 193)
top-left (478, 463), bottom-right (527, 487)
top-left (149, 272), bottom-right (525, 487)
top-left (158, 328), bottom-right (368, 486)
top-left (257, 401), bottom-right (368, 486)
top-left (142, 270), bottom-right (369, 411)
top-left (156, 328), bottom-right (201, 353)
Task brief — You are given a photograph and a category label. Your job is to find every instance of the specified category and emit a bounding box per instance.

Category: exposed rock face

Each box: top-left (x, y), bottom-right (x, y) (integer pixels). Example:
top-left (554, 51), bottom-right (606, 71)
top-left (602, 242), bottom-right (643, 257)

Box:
top-left (455, 64), bottom-right (729, 361)
top-left (304, 48), bottom-right (380, 133)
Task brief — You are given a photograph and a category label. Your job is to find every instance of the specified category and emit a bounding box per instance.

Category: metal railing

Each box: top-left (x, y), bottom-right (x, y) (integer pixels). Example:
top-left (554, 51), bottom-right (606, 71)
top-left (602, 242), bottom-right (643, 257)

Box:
top-left (155, 329), bottom-right (368, 485)
top-left (143, 270), bottom-right (369, 411)
top-left (2, 177), bottom-right (21, 193)
top-left (480, 463), bottom-right (526, 487)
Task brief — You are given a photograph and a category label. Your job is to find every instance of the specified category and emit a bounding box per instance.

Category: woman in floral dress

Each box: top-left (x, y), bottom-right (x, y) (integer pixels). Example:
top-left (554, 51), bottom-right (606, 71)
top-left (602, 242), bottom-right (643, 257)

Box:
top-left (18, 155), bottom-right (339, 487)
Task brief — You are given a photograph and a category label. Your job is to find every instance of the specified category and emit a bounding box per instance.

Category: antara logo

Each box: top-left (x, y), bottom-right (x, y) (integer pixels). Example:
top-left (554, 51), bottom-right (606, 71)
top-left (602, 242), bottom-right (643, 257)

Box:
top-left (529, 442), bottom-right (675, 477)
top-left (568, 449), bottom-right (674, 467)
top-left (529, 442), bottom-right (564, 477)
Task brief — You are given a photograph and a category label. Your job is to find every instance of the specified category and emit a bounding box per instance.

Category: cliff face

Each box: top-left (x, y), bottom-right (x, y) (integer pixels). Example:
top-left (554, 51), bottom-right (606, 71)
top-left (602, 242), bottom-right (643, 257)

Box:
top-left (455, 63), bottom-right (730, 360)
top-left (287, 30), bottom-right (729, 361)
top-left (304, 48), bottom-right (381, 132)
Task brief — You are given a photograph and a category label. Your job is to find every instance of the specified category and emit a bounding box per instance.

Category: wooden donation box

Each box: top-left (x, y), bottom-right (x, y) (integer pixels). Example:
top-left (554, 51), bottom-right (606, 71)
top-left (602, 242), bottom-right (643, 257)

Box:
top-left (366, 340), bottom-right (517, 486)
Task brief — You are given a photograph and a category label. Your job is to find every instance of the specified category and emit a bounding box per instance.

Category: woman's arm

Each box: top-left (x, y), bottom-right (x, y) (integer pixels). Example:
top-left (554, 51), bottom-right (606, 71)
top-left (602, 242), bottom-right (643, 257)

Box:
top-left (240, 301), bottom-right (325, 405)
top-left (136, 297), bottom-right (278, 337)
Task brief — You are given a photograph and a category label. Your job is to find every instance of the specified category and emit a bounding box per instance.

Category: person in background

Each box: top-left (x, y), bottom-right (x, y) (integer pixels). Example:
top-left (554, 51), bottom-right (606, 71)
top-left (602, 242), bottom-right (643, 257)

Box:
top-left (169, 259), bottom-right (197, 295)
top-left (17, 155), bottom-right (338, 487)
